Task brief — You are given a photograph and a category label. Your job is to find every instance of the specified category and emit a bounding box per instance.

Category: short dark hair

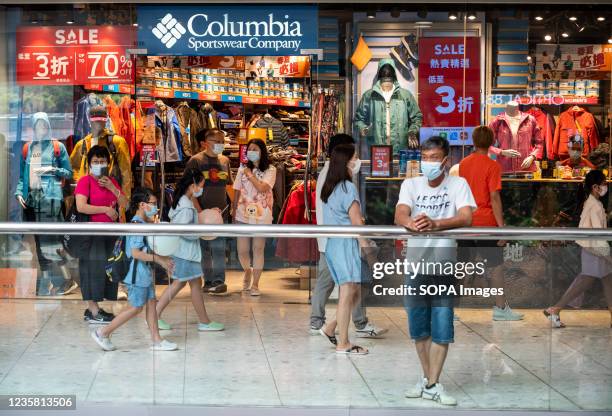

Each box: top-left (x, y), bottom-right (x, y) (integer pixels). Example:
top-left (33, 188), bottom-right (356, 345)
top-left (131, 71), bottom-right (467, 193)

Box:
top-left (327, 134), bottom-right (355, 157)
top-left (86, 145), bottom-right (110, 166)
top-left (196, 128), bottom-right (224, 144)
top-left (421, 136), bottom-right (450, 156)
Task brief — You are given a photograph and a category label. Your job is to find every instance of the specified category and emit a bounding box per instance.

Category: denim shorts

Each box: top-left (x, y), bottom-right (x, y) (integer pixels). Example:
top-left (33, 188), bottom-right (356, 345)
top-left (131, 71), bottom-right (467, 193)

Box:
top-left (126, 283), bottom-right (156, 308)
top-left (407, 306), bottom-right (454, 344)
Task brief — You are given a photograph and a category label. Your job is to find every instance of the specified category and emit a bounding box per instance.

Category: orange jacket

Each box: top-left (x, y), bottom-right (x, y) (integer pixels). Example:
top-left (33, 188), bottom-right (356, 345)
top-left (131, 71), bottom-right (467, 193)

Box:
top-left (553, 107), bottom-right (599, 159)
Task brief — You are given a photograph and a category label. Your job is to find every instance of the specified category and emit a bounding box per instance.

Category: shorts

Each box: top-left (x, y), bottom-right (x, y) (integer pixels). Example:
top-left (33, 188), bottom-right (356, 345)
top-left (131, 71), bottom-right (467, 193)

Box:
top-left (458, 240), bottom-right (504, 268)
top-left (407, 306), bottom-right (454, 344)
top-left (126, 283), bottom-right (156, 308)
top-left (171, 256), bottom-right (202, 282)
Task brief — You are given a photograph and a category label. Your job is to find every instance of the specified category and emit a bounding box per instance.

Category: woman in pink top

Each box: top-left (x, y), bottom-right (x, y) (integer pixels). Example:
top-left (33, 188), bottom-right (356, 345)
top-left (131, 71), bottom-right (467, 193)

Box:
top-left (75, 146), bottom-right (128, 324)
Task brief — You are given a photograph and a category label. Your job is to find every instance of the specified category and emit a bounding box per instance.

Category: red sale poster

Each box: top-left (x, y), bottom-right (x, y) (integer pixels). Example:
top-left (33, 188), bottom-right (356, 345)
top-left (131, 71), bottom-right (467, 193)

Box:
top-left (16, 26), bottom-right (137, 85)
top-left (418, 37), bottom-right (481, 128)
top-left (370, 145), bottom-right (392, 177)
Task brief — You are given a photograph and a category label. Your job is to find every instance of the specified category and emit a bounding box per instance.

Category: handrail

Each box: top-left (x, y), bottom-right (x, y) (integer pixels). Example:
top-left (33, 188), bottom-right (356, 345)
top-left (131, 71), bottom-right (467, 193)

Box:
top-left (0, 222), bottom-right (611, 241)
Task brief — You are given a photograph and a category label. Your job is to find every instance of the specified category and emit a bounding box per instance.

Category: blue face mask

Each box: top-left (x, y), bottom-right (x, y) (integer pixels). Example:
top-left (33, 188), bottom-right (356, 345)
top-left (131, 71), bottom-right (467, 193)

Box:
top-left (420, 161), bottom-right (445, 181)
top-left (193, 187), bottom-right (204, 198)
top-left (145, 204), bottom-right (158, 218)
top-left (247, 151), bottom-right (260, 163)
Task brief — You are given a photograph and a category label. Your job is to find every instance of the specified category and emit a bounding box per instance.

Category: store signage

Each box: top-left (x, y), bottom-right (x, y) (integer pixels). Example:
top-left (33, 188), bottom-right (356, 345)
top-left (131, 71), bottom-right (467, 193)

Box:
top-left (138, 5), bottom-right (318, 56)
top-left (420, 127), bottom-right (475, 146)
top-left (418, 37), bottom-right (481, 130)
top-left (370, 146), bottom-right (392, 178)
top-left (535, 44), bottom-right (612, 73)
top-left (246, 56), bottom-right (310, 78)
top-left (16, 26), bottom-right (136, 85)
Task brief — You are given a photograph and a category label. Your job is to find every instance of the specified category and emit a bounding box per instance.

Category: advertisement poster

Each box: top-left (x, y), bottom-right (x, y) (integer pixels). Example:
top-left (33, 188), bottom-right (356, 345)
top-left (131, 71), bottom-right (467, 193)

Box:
top-left (535, 44), bottom-right (612, 73)
top-left (418, 37), bottom-right (481, 131)
top-left (16, 26), bottom-right (136, 85)
top-left (245, 56), bottom-right (310, 78)
top-left (145, 55), bottom-right (246, 70)
top-left (370, 145), bottom-right (392, 177)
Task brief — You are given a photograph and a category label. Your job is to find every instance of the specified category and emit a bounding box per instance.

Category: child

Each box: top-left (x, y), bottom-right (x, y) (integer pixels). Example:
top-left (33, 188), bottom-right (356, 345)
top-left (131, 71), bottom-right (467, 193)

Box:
top-left (155, 168), bottom-right (224, 332)
top-left (91, 188), bottom-right (177, 351)
top-left (544, 169), bottom-right (612, 328)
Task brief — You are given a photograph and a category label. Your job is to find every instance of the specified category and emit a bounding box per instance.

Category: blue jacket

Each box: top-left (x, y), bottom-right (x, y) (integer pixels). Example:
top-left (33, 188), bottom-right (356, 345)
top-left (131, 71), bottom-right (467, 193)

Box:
top-left (16, 112), bottom-right (72, 202)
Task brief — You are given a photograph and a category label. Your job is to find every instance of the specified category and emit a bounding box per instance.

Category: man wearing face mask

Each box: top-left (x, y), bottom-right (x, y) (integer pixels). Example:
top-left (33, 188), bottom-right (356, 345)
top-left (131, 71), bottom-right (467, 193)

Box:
top-left (70, 106), bottom-right (132, 199)
top-left (185, 129), bottom-right (233, 294)
top-left (394, 136), bottom-right (476, 406)
top-left (16, 112), bottom-right (74, 295)
top-left (560, 136), bottom-right (595, 170)
top-left (354, 59), bottom-right (422, 156)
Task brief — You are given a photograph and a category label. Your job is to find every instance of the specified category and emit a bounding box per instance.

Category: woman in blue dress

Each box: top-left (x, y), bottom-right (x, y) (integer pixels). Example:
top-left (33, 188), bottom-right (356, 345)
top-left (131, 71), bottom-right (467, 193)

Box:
top-left (319, 143), bottom-right (369, 355)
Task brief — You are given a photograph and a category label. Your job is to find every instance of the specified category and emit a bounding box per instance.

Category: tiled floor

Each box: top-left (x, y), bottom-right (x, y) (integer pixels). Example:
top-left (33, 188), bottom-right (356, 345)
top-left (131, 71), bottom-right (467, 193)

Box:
top-left (0, 270), bottom-right (610, 411)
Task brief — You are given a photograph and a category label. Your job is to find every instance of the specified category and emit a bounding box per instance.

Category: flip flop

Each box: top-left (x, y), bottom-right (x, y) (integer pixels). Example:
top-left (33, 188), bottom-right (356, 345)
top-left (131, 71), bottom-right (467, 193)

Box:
top-left (336, 345), bottom-right (369, 355)
top-left (543, 309), bottom-right (565, 328)
top-left (319, 327), bottom-right (337, 346)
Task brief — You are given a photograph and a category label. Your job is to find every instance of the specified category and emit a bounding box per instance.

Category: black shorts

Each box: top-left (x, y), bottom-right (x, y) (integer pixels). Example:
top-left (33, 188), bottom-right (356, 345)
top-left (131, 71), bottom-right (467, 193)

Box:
top-left (457, 240), bottom-right (504, 268)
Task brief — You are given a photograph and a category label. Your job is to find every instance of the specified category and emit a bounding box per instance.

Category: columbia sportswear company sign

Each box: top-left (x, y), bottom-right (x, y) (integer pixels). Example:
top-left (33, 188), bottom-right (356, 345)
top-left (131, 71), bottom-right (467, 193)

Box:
top-left (137, 5), bottom-right (318, 56)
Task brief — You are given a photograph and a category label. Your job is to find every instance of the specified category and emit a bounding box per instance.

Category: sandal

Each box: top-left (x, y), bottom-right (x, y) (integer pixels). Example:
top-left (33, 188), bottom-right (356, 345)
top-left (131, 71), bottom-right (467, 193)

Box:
top-left (319, 327), bottom-right (337, 346)
top-left (336, 345), bottom-right (369, 355)
top-left (543, 308), bottom-right (565, 328)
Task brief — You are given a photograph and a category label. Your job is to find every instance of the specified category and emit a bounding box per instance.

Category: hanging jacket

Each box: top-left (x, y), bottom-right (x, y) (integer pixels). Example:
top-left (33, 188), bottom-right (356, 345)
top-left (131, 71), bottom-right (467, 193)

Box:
top-left (74, 94), bottom-right (103, 141)
top-left (119, 96), bottom-right (136, 159)
top-left (553, 107), bottom-right (600, 159)
top-left (103, 95), bottom-right (123, 137)
top-left (254, 115), bottom-right (289, 147)
top-left (174, 101), bottom-right (198, 158)
top-left (489, 113), bottom-right (543, 173)
top-left (525, 107), bottom-right (556, 160)
top-left (145, 107), bottom-right (183, 163)
top-left (191, 104), bottom-right (218, 141)
top-left (16, 112), bottom-right (72, 202)
top-left (168, 195), bottom-right (201, 262)
top-left (69, 129), bottom-right (133, 198)
top-left (354, 58), bottom-right (422, 154)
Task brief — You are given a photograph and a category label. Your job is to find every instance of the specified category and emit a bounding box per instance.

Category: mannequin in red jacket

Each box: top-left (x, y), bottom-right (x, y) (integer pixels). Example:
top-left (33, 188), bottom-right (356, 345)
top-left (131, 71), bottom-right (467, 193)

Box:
top-left (560, 136), bottom-right (595, 170)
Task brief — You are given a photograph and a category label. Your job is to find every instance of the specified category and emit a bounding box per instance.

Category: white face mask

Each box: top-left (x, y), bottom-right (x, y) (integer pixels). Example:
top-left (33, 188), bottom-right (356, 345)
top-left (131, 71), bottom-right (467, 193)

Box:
top-left (211, 143), bottom-right (225, 155)
top-left (90, 163), bottom-right (108, 177)
top-left (598, 185), bottom-right (608, 197)
top-left (348, 159), bottom-right (361, 176)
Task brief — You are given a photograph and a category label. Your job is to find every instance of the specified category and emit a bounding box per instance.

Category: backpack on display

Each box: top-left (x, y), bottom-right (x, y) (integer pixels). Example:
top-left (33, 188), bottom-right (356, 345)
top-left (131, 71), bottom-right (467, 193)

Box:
top-left (22, 140), bottom-right (66, 187)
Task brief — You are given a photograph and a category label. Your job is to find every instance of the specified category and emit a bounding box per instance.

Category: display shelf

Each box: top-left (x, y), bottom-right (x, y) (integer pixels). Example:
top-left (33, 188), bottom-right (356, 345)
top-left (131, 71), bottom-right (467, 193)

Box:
top-left (281, 118), bottom-right (311, 123)
top-left (135, 87), bottom-right (310, 108)
top-left (84, 83), bottom-right (135, 94)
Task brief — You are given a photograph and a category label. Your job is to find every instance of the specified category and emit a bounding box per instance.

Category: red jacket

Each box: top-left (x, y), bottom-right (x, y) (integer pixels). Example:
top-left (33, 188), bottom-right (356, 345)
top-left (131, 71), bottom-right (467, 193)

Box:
top-left (525, 107), bottom-right (556, 160)
top-left (489, 113), bottom-right (543, 173)
top-left (275, 183), bottom-right (318, 263)
top-left (553, 107), bottom-right (599, 159)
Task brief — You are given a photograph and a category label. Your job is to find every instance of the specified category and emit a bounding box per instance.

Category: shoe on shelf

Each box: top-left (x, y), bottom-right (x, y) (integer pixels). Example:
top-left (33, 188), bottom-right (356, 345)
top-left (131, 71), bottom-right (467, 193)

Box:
top-left (391, 45), bottom-right (412, 72)
top-left (405, 377), bottom-right (428, 399)
top-left (198, 321), bottom-right (225, 332)
top-left (356, 322), bottom-right (389, 338)
top-left (208, 282), bottom-right (228, 294)
top-left (158, 319), bottom-right (172, 331)
top-left (402, 34), bottom-right (419, 62)
top-left (493, 305), bottom-right (524, 321)
top-left (91, 328), bottom-right (115, 351)
top-left (422, 383), bottom-right (457, 406)
top-left (151, 339), bottom-right (178, 351)
top-left (56, 279), bottom-right (79, 296)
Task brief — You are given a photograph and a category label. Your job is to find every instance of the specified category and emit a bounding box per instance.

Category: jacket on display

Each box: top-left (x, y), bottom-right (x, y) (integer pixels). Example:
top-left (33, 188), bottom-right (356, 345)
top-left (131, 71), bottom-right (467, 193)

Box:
top-left (354, 58), bottom-right (423, 154)
top-left (553, 107), bottom-right (600, 159)
top-left (190, 104), bottom-right (219, 146)
top-left (118, 96), bottom-right (137, 159)
top-left (69, 130), bottom-right (133, 198)
top-left (103, 95), bottom-right (122, 137)
top-left (74, 93), bottom-right (103, 141)
top-left (525, 107), bottom-right (556, 160)
top-left (16, 113), bottom-right (73, 202)
top-left (168, 195), bottom-right (201, 262)
top-left (254, 115), bottom-right (289, 148)
top-left (174, 101), bottom-right (197, 158)
top-left (145, 106), bottom-right (183, 163)
top-left (489, 112), bottom-right (543, 173)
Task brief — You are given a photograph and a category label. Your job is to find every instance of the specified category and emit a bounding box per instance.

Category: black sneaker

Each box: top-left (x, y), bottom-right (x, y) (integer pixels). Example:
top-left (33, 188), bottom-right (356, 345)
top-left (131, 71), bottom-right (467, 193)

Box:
top-left (391, 45), bottom-right (412, 72)
top-left (402, 34), bottom-right (418, 62)
top-left (84, 309), bottom-right (93, 323)
top-left (88, 312), bottom-right (113, 325)
top-left (98, 308), bottom-right (115, 320)
top-left (208, 282), bottom-right (228, 294)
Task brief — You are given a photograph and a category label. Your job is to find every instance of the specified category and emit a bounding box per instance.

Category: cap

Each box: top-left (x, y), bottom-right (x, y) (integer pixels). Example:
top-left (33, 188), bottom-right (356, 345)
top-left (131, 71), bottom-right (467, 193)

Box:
top-left (89, 105), bottom-right (108, 122)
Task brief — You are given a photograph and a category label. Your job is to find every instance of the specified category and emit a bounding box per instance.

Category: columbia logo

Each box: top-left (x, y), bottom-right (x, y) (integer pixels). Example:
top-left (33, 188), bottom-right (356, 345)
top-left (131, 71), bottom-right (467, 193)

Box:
top-left (152, 13), bottom-right (186, 48)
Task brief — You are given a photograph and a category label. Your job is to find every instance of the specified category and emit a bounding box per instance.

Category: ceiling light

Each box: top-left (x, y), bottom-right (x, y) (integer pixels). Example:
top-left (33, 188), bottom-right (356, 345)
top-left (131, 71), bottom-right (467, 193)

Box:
top-left (544, 34), bottom-right (552, 41)
top-left (66, 20), bottom-right (74, 25)
top-left (535, 16), bottom-right (544, 21)
top-left (467, 13), bottom-right (477, 21)
top-left (132, 23), bottom-right (138, 27)
top-left (608, 38), bottom-right (612, 44)
top-left (527, 55), bottom-right (532, 61)
top-left (449, 12), bottom-right (459, 21)
top-left (30, 19), bottom-right (38, 24)
top-left (569, 16), bottom-right (577, 22)
top-left (562, 32), bottom-right (569, 38)
top-left (597, 16), bottom-right (605, 22)
top-left (367, 11), bottom-right (376, 19)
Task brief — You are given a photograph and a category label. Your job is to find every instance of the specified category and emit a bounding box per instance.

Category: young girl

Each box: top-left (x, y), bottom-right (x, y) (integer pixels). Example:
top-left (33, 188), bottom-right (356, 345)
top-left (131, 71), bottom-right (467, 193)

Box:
top-left (91, 188), bottom-right (177, 351)
top-left (544, 169), bottom-right (612, 328)
top-left (156, 168), bottom-right (224, 332)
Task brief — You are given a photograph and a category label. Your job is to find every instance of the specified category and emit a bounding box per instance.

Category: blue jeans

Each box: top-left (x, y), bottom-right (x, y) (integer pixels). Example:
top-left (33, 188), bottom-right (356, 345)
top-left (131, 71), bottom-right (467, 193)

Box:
top-left (200, 237), bottom-right (226, 284)
top-left (407, 306), bottom-right (454, 344)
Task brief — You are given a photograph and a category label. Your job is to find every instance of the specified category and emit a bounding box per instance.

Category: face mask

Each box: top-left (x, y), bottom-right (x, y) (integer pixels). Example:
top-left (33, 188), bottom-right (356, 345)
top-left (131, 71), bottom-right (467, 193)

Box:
top-left (193, 186), bottom-right (204, 198)
top-left (145, 204), bottom-right (158, 218)
top-left (569, 150), bottom-right (581, 159)
top-left (598, 185), bottom-right (608, 197)
top-left (421, 161), bottom-right (445, 181)
top-left (90, 163), bottom-right (107, 177)
top-left (212, 143), bottom-right (225, 155)
top-left (348, 159), bottom-right (361, 176)
top-left (247, 151), bottom-right (260, 163)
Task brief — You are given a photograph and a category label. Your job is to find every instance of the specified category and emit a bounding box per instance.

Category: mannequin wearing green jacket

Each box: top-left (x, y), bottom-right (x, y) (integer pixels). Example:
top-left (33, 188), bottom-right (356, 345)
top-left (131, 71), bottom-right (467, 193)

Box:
top-left (355, 59), bottom-right (423, 154)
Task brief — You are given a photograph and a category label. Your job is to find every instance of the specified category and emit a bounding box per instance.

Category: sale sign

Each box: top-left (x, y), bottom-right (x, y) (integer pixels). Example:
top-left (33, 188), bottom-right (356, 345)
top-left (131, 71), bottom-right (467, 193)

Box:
top-left (418, 37), bottom-right (480, 129)
top-left (370, 145), bottom-right (392, 177)
top-left (16, 26), bottom-right (137, 85)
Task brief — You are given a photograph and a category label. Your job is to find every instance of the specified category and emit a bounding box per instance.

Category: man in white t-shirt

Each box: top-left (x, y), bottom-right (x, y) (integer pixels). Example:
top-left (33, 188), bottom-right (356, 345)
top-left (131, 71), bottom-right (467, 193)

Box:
top-left (310, 134), bottom-right (388, 339)
top-left (394, 136), bottom-right (476, 406)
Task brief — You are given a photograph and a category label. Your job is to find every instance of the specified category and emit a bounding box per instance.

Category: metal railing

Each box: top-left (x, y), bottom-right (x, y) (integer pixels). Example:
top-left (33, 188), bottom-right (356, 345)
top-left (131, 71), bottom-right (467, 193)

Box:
top-left (0, 222), bottom-right (611, 241)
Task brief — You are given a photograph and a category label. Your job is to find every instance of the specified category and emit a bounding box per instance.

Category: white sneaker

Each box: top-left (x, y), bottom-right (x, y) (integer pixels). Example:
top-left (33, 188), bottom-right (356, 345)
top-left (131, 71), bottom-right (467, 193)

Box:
top-left (151, 339), bottom-right (178, 351)
top-left (405, 377), bottom-right (428, 398)
top-left (91, 328), bottom-right (116, 351)
top-left (422, 383), bottom-right (457, 406)
top-left (355, 322), bottom-right (389, 338)
top-left (493, 305), bottom-right (524, 321)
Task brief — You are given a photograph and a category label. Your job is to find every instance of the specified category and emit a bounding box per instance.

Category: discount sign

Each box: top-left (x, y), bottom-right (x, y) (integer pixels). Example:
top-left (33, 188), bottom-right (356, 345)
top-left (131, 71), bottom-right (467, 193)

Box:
top-left (16, 26), bottom-right (137, 85)
top-left (418, 37), bottom-right (480, 128)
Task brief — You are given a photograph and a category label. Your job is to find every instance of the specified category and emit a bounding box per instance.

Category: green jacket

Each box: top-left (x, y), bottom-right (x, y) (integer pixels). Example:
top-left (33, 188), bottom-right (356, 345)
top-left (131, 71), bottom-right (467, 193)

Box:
top-left (354, 59), bottom-right (422, 154)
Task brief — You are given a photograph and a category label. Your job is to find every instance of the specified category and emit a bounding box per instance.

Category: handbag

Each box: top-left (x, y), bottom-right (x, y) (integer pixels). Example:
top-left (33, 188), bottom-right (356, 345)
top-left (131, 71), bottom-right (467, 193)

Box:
top-left (61, 179), bottom-right (92, 258)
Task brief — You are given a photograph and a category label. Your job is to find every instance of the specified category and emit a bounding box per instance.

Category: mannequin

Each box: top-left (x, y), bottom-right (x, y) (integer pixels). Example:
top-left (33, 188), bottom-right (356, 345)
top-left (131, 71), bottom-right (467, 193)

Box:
top-left (15, 112), bottom-right (73, 295)
top-left (354, 58), bottom-right (422, 154)
top-left (489, 101), bottom-right (543, 173)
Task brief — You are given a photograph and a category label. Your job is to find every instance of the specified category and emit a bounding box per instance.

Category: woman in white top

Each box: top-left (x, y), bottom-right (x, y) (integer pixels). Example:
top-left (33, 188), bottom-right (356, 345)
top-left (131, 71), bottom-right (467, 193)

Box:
top-left (544, 170), bottom-right (612, 328)
top-left (232, 139), bottom-right (276, 296)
